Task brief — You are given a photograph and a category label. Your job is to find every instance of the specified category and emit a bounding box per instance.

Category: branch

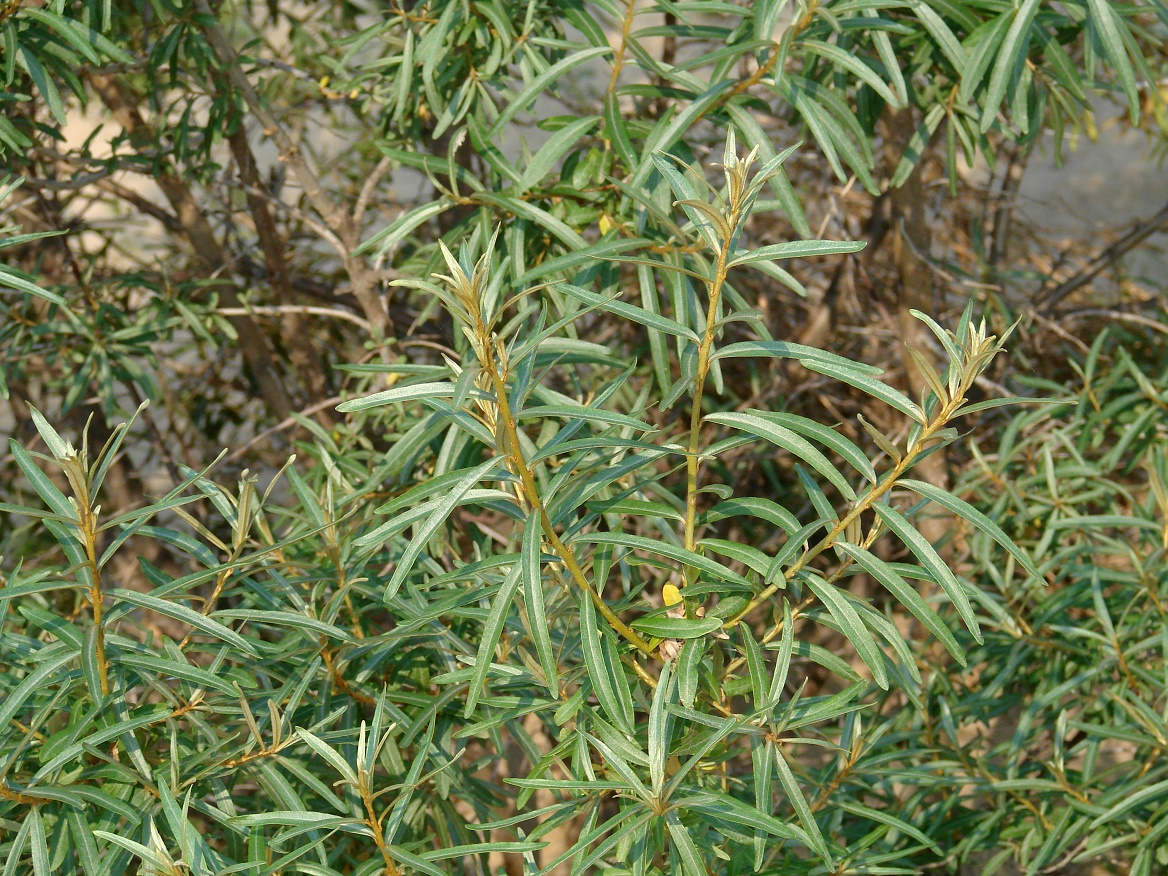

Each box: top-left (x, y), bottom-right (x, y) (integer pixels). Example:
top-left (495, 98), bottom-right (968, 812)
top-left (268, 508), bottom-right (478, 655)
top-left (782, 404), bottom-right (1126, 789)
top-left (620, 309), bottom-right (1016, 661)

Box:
top-left (1038, 198), bottom-right (1168, 309)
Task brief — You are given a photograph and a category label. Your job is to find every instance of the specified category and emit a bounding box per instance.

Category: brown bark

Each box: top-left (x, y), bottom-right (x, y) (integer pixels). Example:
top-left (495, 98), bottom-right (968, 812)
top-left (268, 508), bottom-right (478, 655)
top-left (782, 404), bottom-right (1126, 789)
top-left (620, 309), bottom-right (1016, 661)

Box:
top-left (228, 126), bottom-right (334, 422)
top-left (87, 72), bottom-right (295, 422)
top-left (192, 0), bottom-right (391, 341)
top-left (881, 106), bottom-right (953, 563)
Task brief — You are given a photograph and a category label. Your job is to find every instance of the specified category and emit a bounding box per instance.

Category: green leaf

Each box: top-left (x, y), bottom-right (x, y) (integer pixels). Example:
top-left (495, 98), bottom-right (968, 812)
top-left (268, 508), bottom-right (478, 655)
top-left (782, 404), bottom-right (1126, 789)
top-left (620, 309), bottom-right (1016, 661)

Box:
top-left (630, 614), bottom-right (723, 639)
top-left (900, 478), bottom-right (1042, 581)
top-left (727, 238), bottom-right (865, 268)
top-left (466, 562), bottom-right (523, 716)
top-left (108, 589), bottom-right (260, 656)
top-left (210, 609), bottom-right (355, 642)
top-left (837, 540), bottom-right (964, 664)
top-left (775, 748), bottom-right (832, 866)
top-left (518, 116), bottom-right (600, 191)
top-left (1090, 778), bottom-right (1168, 827)
top-left (714, 340), bottom-right (883, 375)
top-left (577, 532), bottom-right (752, 587)
top-left (477, 191), bottom-right (587, 250)
top-left (960, 13), bottom-right (1013, 106)
top-left (648, 661), bottom-right (673, 795)
top-left (114, 652), bottom-right (242, 695)
top-left (377, 457), bottom-right (503, 598)
top-left (802, 357), bottom-right (926, 423)
top-left (665, 810), bottom-right (706, 876)
top-left (910, 0), bottom-right (968, 73)
top-left (336, 381), bottom-right (456, 412)
top-left (1086, 0), bottom-right (1139, 120)
top-left (0, 263), bottom-right (67, 306)
top-left (485, 46), bottom-right (613, 140)
top-left (803, 38), bottom-right (902, 107)
top-left (579, 592), bottom-right (635, 735)
top-left (837, 800), bottom-right (942, 853)
top-left (872, 502), bottom-right (980, 642)
top-left (799, 572), bottom-right (888, 689)
top-left (0, 649), bottom-right (75, 730)
top-left (354, 199), bottom-right (451, 257)
top-left (706, 411), bottom-right (856, 500)
top-left (705, 496), bottom-right (800, 533)
top-left (980, 0), bottom-right (1041, 132)
top-left (297, 730), bottom-right (360, 787)
top-left (522, 509), bottom-right (559, 698)
top-left (684, 790), bottom-right (798, 838)
top-left (16, 45), bottom-right (66, 126)
top-left (631, 80), bottom-right (736, 189)
top-left (10, 440), bottom-right (74, 520)
top-left (677, 636), bottom-right (705, 709)
top-left (557, 282), bottom-right (700, 342)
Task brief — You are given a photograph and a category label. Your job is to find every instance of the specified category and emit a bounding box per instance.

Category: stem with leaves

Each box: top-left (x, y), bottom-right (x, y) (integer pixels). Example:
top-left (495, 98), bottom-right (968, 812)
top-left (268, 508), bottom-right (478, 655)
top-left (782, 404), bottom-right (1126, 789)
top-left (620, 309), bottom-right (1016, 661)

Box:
top-left (439, 243), bottom-right (655, 655)
top-left (726, 318), bottom-right (1008, 629)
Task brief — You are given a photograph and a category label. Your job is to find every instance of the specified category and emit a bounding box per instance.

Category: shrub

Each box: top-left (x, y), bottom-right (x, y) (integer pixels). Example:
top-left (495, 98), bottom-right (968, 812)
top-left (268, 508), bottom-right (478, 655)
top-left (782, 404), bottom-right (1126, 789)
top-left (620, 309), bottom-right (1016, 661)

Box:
top-left (4, 140), bottom-right (1045, 874)
top-left (2, 0), bottom-right (1166, 873)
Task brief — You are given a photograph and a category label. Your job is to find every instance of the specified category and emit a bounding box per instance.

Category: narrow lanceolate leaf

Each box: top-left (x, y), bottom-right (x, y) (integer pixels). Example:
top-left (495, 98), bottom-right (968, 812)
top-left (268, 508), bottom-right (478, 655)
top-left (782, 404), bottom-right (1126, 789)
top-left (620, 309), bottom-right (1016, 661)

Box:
top-left (909, 0), bottom-right (968, 74)
top-left (377, 458), bottom-right (503, 598)
top-left (27, 405), bottom-right (73, 460)
top-left (558, 283), bottom-right (700, 342)
top-left (0, 263), bottom-right (68, 306)
top-left (899, 478), bottom-right (1042, 581)
top-left (0, 650), bottom-right (74, 733)
top-left (579, 592), bottom-right (635, 736)
top-left (518, 116), bottom-right (600, 191)
top-left (837, 541), bottom-right (965, 664)
top-left (522, 510), bottom-right (559, 697)
top-left (801, 358), bottom-right (926, 423)
top-left (714, 340), bottom-right (883, 375)
top-left (706, 411), bottom-right (856, 500)
top-left (336, 381), bottom-right (456, 412)
top-left (872, 502), bottom-right (980, 642)
top-left (354, 198), bottom-right (451, 257)
top-left (466, 563), bottom-right (523, 717)
top-left (665, 810), bottom-right (706, 876)
top-left (774, 748), bottom-right (833, 866)
top-left (753, 412), bottom-right (876, 484)
top-left (630, 614), bottom-right (723, 639)
top-left (296, 730), bottom-right (360, 787)
top-left (10, 441), bottom-right (74, 520)
top-left (1089, 778), bottom-right (1168, 827)
top-left (648, 662), bottom-right (673, 795)
top-left (485, 46), bottom-right (613, 139)
top-left (799, 572), bottom-right (888, 690)
top-left (726, 239), bottom-right (865, 268)
top-left (837, 800), bottom-right (941, 853)
top-left (577, 532), bottom-right (752, 587)
top-left (804, 39), bottom-right (902, 107)
top-left (109, 589), bottom-right (259, 656)
top-left (980, 0), bottom-right (1042, 132)
top-left (1086, 0), bottom-right (1139, 120)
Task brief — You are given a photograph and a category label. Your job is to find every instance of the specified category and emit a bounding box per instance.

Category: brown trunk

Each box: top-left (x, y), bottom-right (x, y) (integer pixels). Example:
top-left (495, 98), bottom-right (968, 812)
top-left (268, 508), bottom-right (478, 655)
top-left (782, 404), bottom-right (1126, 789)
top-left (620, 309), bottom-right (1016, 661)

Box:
top-left (228, 126), bottom-right (334, 423)
top-left (881, 106), bottom-right (954, 580)
top-left (87, 72), bottom-right (295, 423)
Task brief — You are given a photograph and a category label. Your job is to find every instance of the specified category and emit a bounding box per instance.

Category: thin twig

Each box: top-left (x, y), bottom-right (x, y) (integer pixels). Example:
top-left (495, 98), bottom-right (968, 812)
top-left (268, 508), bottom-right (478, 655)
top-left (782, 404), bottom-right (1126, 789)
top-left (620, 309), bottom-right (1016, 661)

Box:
top-left (217, 305), bottom-right (373, 334)
top-left (1038, 198), bottom-right (1168, 309)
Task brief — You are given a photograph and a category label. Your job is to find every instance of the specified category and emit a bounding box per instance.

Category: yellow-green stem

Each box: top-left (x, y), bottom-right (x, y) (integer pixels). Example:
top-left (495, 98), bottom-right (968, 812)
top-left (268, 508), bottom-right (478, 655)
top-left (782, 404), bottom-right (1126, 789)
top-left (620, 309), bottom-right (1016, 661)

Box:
top-left (484, 350), bottom-right (655, 655)
top-left (362, 784), bottom-right (401, 876)
top-left (81, 504), bottom-right (109, 696)
top-left (682, 242), bottom-right (732, 583)
top-left (724, 397), bottom-right (961, 630)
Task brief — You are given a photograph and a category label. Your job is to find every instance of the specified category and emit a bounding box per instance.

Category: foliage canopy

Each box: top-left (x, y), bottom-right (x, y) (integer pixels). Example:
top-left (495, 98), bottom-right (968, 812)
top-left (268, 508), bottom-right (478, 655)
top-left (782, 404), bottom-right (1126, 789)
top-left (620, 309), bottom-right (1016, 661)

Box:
top-left (1, 0), bottom-right (1167, 874)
